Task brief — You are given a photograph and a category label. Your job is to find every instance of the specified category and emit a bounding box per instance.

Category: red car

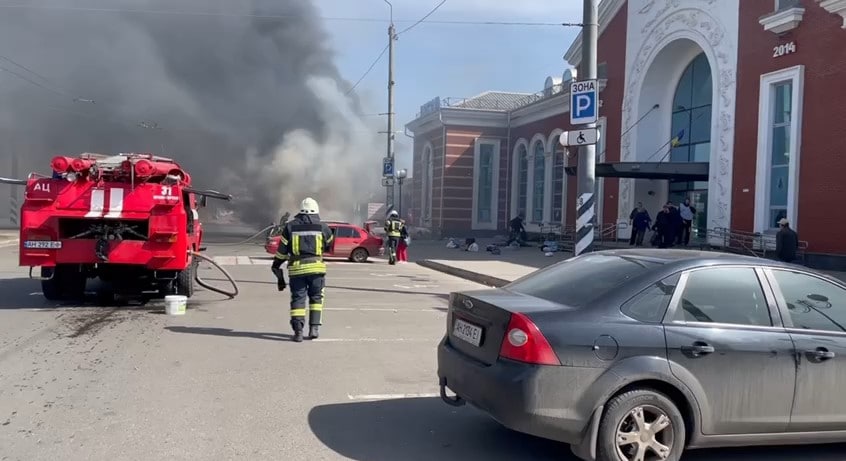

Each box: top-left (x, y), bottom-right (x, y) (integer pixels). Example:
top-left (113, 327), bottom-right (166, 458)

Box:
top-left (265, 221), bottom-right (384, 263)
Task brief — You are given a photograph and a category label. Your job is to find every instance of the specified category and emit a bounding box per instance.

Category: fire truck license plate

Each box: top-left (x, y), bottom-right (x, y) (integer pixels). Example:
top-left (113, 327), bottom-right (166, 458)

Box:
top-left (24, 241), bottom-right (62, 249)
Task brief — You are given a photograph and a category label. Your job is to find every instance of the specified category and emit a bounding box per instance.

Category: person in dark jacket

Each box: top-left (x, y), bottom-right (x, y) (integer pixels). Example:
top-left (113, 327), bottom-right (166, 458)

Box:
top-left (632, 204), bottom-right (652, 247)
top-left (507, 213), bottom-right (527, 246)
top-left (776, 218), bottom-right (799, 263)
top-left (628, 204), bottom-right (641, 245)
top-left (664, 201), bottom-right (683, 247)
top-left (653, 205), bottom-right (671, 248)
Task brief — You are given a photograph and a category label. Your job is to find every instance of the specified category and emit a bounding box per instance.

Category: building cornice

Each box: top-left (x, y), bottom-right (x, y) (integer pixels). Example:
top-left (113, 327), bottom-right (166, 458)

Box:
top-left (405, 108), bottom-right (510, 134)
top-left (405, 80), bottom-right (608, 133)
top-left (819, 0), bottom-right (846, 28)
top-left (564, 0), bottom-right (627, 66)
top-left (441, 108), bottom-right (509, 128)
top-left (510, 79), bottom-right (607, 127)
top-left (405, 111), bottom-right (442, 135)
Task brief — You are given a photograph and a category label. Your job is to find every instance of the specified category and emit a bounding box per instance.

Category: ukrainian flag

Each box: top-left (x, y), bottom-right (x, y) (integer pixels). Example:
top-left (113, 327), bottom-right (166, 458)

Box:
top-left (671, 129), bottom-right (685, 147)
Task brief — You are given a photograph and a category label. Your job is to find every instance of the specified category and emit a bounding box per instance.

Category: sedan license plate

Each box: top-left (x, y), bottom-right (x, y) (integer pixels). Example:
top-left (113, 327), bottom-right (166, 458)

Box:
top-left (23, 240), bottom-right (62, 249)
top-left (453, 318), bottom-right (483, 347)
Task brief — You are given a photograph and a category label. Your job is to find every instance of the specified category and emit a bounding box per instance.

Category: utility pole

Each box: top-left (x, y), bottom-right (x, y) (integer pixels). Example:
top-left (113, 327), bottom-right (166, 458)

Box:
top-left (575, 0), bottom-right (599, 256)
top-left (385, 2), bottom-right (397, 211)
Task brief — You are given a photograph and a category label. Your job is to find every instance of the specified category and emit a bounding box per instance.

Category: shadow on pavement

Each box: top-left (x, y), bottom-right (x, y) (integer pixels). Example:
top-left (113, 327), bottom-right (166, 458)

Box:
top-left (0, 277), bottom-right (56, 310)
top-left (308, 397), bottom-right (846, 461)
top-left (684, 443), bottom-right (846, 460)
top-left (308, 397), bottom-right (564, 461)
top-left (165, 326), bottom-right (293, 341)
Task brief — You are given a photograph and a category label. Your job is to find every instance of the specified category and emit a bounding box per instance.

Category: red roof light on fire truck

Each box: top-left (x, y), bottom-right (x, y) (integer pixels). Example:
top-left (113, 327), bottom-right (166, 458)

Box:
top-left (134, 159), bottom-right (155, 177)
top-left (51, 156), bottom-right (73, 173)
top-left (70, 158), bottom-right (93, 172)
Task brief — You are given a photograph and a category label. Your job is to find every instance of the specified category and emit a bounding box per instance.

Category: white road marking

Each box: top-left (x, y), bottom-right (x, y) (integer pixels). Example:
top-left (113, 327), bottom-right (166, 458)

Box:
top-left (346, 393), bottom-right (439, 401)
top-left (104, 187), bottom-right (124, 219)
top-left (394, 284), bottom-right (439, 289)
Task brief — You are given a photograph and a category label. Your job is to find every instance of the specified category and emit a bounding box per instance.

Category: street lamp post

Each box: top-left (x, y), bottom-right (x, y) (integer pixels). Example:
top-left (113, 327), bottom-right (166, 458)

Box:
top-left (395, 168), bottom-right (407, 217)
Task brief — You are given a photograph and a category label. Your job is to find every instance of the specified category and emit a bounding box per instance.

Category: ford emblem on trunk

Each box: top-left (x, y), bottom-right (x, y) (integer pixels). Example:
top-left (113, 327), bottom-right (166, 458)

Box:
top-left (463, 299), bottom-right (474, 309)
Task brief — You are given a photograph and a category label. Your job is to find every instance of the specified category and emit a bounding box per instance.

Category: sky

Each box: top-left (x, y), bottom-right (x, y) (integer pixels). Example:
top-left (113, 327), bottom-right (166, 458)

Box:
top-left (312, 0), bottom-right (585, 175)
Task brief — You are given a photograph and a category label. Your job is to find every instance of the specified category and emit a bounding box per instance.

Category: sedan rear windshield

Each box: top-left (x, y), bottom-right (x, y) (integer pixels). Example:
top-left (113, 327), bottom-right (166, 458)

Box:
top-left (505, 254), bottom-right (662, 307)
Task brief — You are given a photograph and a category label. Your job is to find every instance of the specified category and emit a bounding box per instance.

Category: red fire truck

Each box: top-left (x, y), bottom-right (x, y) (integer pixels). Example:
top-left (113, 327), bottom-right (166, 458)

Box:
top-left (1, 152), bottom-right (232, 301)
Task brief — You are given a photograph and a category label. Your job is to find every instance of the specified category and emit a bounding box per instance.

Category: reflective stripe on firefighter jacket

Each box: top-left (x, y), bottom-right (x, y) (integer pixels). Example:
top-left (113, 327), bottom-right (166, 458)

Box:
top-left (385, 218), bottom-right (403, 238)
top-left (275, 214), bottom-right (334, 278)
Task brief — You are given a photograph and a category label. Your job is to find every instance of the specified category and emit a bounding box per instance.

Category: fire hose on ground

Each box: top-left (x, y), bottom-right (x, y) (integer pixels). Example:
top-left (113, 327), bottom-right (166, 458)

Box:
top-left (185, 223), bottom-right (279, 299)
top-left (190, 250), bottom-right (239, 299)
top-left (208, 224), bottom-right (276, 247)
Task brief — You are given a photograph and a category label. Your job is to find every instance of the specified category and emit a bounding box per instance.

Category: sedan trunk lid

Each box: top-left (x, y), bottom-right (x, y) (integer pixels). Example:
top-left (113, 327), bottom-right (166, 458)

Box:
top-left (446, 289), bottom-right (566, 366)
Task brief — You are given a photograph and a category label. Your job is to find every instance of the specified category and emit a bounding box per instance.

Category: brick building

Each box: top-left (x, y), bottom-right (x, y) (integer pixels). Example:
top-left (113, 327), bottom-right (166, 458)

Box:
top-left (405, 0), bottom-right (846, 268)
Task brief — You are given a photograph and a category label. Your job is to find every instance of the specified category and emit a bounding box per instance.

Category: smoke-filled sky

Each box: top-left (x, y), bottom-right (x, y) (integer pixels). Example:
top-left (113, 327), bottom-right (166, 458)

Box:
top-left (0, 0), bottom-right (385, 225)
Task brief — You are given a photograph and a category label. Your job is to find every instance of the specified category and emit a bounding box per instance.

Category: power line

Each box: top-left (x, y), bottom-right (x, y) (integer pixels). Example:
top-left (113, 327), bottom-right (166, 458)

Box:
top-left (0, 53), bottom-right (97, 103)
top-left (345, 44), bottom-right (389, 96)
top-left (0, 64), bottom-right (67, 98)
top-left (0, 3), bottom-right (572, 27)
top-left (397, 0), bottom-right (446, 35)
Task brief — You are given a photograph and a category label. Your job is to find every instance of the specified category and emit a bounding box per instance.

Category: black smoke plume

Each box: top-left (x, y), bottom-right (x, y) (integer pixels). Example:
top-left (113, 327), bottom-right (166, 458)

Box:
top-left (0, 0), bottom-right (383, 226)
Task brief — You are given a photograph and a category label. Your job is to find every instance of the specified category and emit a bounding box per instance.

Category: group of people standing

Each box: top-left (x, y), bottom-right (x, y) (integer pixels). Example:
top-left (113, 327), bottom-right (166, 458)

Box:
top-left (628, 199), bottom-right (697, 248)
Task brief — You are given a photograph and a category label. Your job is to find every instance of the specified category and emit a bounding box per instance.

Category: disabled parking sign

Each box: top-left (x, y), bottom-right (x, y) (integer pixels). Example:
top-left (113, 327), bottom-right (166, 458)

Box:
top-left (570, 79), bottom-right (598, 125)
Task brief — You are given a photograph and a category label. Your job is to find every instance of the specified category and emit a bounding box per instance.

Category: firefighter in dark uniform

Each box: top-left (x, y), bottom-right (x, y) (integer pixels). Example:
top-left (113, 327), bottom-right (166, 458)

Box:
top-left (384, 209), bottom-right (405, 265)
top-left (270, 197), bottom-right (334, 342)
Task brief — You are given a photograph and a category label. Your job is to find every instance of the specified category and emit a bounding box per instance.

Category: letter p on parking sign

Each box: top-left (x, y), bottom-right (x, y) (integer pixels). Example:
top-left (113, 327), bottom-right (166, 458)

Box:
top-left (570, 79), bottom-right (598, 125)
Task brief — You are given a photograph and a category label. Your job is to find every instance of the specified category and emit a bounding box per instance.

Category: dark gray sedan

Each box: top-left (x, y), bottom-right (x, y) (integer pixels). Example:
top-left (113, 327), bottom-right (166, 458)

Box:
top-left (437, 249), bottom-right (846, 461)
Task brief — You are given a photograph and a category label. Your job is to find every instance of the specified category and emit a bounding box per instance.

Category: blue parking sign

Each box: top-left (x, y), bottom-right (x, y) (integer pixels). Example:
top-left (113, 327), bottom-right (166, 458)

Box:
top-left (382, 157), bottom-right (394, 176)
top-left (570, 79), bottom-right (598, 125)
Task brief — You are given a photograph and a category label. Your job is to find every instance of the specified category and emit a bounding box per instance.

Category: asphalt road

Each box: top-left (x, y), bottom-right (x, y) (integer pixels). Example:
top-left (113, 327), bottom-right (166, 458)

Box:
top-left (1, 238), bottom-right (845, 460)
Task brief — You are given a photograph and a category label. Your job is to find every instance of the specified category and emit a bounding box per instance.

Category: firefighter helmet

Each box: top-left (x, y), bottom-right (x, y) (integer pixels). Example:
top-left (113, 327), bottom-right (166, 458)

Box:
top-left (300, 197), bottom-right (320, 214)
top-left (388, 210), bottom-right (398, 218)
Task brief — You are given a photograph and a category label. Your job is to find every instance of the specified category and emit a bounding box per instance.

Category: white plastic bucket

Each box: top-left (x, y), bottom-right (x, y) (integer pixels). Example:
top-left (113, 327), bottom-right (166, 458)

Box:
top-left (164, 295), bottom-right (187, 316)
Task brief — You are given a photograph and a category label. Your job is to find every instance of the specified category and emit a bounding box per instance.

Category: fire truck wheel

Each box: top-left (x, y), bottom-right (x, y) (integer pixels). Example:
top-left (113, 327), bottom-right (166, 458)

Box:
top-left (176, 258), bottom-right (196, 298)
top-left (41, 265), bottom-right (86, 302)
top-left (41, 268), bottom-right (62, 301)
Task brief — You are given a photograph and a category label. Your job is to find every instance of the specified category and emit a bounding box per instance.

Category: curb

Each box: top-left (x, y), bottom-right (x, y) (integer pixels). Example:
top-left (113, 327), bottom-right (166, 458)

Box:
top-left (417, 260), bottom-right (510, 288)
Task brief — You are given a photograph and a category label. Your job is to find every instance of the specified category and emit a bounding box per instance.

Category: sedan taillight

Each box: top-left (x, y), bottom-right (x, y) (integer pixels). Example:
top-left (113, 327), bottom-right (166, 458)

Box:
top-left (498, 312), bottom-right (561, 366)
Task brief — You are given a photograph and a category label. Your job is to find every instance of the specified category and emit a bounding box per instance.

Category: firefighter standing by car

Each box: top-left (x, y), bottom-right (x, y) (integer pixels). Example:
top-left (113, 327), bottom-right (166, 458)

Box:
top-left (270, 197), bottom-right (334, 342)
top-left (384, 209), bottom-right (406, 265)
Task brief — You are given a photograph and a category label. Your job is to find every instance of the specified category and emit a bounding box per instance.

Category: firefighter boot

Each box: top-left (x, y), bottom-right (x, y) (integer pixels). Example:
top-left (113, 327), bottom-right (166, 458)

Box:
top-left (291, 319), bottom-right (305, 343)
top-left (308, 325), bottom-right (320, 340)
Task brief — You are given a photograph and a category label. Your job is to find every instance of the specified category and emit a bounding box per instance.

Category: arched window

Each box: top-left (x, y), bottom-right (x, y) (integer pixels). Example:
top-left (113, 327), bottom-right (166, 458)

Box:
top-left (532, 141), bottom-right (545, 222)
top-left (552, 136), bottom-right (565, 224)
top-left (421, 146), bottom-right (433, 223)
top-left (670, 52), bottom-right (712, 164)
top-left (669, 52), bottom-right (712, 236)
top-left (516, 144), bottom-right (528, 217)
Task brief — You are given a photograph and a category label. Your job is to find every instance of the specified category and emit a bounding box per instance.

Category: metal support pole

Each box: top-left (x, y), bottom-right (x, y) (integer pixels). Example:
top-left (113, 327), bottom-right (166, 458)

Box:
top-left (575, 0), bottom-right (599, 256)
top-left (398, 178), bottom-right (403, 217)
top-left (386, 22), bottom-right (396, 210)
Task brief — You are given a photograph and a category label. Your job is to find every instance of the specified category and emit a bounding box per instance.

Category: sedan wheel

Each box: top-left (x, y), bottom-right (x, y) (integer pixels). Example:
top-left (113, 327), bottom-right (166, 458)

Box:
top-left (350, 248), bottom-right (369, 263)
top-left (615, 405), bottom-right (673, 461)
top-left (597, 390), bottom-right (685, 461)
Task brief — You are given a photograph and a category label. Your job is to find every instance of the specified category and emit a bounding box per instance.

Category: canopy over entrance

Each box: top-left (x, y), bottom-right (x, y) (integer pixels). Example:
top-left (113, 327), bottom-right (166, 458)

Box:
top-left (565, 162), bottom-right (709, 182)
